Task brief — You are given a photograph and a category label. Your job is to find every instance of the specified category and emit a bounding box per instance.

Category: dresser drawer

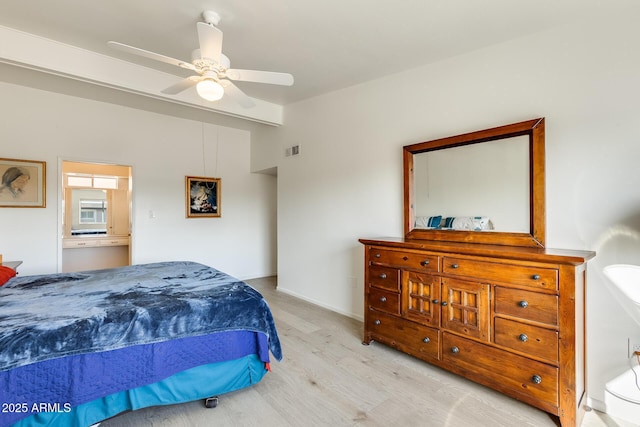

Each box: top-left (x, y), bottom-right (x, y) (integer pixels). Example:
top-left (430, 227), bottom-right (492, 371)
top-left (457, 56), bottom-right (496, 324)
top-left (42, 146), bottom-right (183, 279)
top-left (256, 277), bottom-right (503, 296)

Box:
top-left (495, 287), bottom-right (558, 325)
top-left (63, 239), bottom-right (98, 248)
top-left (442, 257), bottom-right (557, 291)
top-left (494, 318), bottom-right (559, 363)
top-left (369, 265), bottom-right (400, 292)
top-left (370, 248), bottom-right (439, 272)
top-left (98, 237), bottom-right (129, 246)
top-left (63, 237), bottom-right (129, 248)
top-left (367, 310), bottom-right (439, 361)
top-left (442, 333), bottom-right (558, 408)
top-left (368, 287), bottom-right (400, 315)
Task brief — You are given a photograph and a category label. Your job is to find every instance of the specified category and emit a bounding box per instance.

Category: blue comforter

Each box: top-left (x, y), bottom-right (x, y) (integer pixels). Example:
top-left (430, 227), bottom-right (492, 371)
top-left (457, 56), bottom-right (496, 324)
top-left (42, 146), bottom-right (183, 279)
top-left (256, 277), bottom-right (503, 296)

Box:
top-left (0, 261), bottom-right (282, 372)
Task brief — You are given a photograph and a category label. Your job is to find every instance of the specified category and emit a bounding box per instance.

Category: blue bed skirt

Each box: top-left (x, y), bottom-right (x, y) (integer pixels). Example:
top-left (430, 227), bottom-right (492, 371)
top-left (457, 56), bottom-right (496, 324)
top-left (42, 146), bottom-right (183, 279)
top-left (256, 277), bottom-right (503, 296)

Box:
top-left (10, 354), bottom-right (267, 427)
top-left (1, 331), bottom-right (269, 427)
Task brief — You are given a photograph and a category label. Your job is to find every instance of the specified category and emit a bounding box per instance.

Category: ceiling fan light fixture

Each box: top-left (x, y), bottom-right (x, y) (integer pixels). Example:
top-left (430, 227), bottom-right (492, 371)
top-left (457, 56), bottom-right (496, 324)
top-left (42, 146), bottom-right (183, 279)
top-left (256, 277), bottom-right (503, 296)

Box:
top-left (196, 79), bottom-right (224, 101)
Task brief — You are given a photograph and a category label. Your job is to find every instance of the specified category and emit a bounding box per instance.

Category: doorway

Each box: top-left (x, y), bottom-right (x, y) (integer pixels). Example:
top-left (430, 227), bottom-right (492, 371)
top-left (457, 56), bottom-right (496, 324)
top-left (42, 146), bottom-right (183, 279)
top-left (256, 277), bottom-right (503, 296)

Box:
top-left (61, 161), bottom-right (132, 272)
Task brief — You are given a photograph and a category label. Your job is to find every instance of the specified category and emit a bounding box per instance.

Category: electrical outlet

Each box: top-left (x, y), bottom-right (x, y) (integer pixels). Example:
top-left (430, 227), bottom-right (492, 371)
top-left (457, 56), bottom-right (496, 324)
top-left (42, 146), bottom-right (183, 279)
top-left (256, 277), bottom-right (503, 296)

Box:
top-left (628, 338), bottom-right (640, 357)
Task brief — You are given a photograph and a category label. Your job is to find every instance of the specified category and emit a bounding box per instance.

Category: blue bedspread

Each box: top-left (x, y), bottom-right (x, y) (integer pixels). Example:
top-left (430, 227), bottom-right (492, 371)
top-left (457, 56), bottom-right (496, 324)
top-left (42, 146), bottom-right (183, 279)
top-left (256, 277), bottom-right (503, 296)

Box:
top-left (0, 261), bottom-right (282, 372)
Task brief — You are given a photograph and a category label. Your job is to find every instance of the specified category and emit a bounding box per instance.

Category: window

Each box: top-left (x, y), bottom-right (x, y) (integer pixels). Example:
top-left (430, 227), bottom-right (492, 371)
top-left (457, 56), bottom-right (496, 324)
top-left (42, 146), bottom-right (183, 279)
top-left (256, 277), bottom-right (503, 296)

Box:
top-left (79, 199), bottom-right (107, 224)
top-left (67, 175), bottom-right (118, 189)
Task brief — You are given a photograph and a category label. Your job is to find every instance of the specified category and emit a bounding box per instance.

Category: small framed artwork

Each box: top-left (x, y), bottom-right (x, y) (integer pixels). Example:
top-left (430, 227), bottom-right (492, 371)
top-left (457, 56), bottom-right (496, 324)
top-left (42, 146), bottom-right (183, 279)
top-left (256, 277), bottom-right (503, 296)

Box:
top-left (186, 176), bottom-right (221, 218)
top-left (0, 158), bottom-right (46, 208)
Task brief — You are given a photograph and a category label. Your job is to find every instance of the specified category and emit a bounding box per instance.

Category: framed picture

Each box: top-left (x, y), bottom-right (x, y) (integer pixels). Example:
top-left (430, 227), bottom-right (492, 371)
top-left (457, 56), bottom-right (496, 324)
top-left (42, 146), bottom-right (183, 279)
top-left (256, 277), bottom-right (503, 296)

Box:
top-left (0, 158), bottom-right (46, 208)
top-left (186, 176), bottom-right (221, 218)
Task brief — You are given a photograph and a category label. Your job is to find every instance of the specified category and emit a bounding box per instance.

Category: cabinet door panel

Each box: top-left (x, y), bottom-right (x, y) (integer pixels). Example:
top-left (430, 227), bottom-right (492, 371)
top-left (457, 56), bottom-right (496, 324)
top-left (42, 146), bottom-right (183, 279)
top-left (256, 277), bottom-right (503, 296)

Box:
top-left (405, 271), bottom-right (440, 326)
top-left (441, 278), bottom-right (490, 341)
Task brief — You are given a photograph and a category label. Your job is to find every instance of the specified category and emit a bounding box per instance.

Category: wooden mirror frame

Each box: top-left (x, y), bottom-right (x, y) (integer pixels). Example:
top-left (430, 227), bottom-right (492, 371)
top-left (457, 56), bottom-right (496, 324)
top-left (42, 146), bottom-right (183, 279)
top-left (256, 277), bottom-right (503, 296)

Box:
top-left (404, 118), bottom-right (545, 248)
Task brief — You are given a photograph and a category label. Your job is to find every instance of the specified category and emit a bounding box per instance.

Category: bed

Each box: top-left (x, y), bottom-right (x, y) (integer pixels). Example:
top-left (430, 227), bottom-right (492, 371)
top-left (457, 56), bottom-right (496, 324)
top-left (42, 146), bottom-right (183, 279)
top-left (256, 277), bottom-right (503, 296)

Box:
top-left (0, 261), bottom-right (282, 427)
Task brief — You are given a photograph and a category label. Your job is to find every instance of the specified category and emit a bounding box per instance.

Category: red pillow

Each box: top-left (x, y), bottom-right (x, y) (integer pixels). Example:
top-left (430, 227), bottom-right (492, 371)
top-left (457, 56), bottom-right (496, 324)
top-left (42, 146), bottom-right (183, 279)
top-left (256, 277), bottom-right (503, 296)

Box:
top-left (0, 266), bottom-right (16, 286)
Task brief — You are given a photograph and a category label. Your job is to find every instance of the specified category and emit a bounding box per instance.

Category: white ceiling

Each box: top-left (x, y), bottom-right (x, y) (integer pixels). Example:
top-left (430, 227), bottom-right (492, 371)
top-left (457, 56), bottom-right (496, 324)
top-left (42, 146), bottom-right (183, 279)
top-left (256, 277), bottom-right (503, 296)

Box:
top-left (0, 1), bottom-right (620, 124)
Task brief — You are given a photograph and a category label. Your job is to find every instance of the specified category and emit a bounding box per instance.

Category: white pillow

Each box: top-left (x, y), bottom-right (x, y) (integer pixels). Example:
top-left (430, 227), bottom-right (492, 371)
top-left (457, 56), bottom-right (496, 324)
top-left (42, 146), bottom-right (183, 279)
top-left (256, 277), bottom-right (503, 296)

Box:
top-left (451, 216), bottom-right (492, 231)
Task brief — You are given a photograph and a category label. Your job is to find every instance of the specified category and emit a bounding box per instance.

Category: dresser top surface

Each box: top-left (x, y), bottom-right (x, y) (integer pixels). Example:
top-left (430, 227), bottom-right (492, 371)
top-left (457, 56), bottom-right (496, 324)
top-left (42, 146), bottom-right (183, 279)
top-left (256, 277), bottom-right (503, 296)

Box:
top-left (359, 237), bottom-right (595, 265)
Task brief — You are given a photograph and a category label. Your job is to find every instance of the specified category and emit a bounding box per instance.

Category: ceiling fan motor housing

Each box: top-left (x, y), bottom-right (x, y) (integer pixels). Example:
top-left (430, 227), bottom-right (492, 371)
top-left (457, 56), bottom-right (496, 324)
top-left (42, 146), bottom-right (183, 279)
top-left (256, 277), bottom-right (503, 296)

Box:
top-left (191, 49), bottom-right (230, 72)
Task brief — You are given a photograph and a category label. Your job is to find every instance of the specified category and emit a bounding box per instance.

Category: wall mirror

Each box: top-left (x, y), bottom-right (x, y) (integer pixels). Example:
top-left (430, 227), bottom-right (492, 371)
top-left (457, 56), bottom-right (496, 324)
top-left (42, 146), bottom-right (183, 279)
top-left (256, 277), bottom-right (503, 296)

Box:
top-left (72, 189), bottom-right (108, 235)
top-left (404, 118), bottom-right (545, 247)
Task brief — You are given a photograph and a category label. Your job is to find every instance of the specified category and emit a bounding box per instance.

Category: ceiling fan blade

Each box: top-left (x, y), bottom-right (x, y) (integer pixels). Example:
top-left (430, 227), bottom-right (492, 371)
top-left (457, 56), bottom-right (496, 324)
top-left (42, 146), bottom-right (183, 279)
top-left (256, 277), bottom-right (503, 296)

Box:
top-left (196, 22), bottom-right (223, 62)
top-left (108, 41), bottom-right (195, 71)
top-left (225, 69), bottom-right (294, 86)
top-left (161, 77), bottom-right (199, 95)
top-left (220, 80), bottom-right (255, 108)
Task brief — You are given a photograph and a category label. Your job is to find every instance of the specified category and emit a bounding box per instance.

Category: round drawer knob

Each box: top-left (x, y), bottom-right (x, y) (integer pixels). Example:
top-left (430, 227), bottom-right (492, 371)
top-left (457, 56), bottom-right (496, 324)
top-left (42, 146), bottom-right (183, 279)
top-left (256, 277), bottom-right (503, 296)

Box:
top-left (532, 375), bottom-right (542, 384)
top-left (518, 300), bottom-right (529, 308)
top-left (432, 299), bottom-right (439, 304)
top-left (421, 260), bottom-right (430, 266)
top-left (519, 334), bottom-right (528, 342)
top-left (441, 301), bottom-right (448, 306)
top-left (451, 346), bottom-right (460, 354)
top-left (532, 274), bottom-right (541, 280)
top-left (380, 296), bottom-right (387, 302)
top-left (422, 337), bottom-right (430, 343)
top-left (374, 253), bottom-right (381, 258)
top-left (374, 320), bottom-right (381, 325)
top-left (379, 273), bottom-right (387, 279)
top-left (451, 263), bottom-right (459, 269)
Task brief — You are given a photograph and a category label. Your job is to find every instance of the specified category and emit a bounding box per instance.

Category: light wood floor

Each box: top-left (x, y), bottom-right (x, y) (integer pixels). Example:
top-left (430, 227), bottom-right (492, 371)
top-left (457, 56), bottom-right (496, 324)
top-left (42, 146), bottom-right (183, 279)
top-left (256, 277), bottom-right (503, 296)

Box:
top-left (101, 277), bottom-right (635, 427)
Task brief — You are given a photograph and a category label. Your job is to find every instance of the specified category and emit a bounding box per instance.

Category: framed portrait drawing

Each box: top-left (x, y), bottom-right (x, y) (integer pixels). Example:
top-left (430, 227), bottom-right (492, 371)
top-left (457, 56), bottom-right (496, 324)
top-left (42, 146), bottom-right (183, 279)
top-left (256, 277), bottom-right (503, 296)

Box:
top-left (186, 176), bottom-right (221, 218)
top-left (0, 158), bottom-right (46, 208)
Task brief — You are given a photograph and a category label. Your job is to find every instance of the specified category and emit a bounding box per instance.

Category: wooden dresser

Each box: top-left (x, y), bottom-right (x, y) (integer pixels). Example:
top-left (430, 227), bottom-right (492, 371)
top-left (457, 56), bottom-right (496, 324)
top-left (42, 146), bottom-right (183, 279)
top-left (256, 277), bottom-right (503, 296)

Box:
top-left (360, 237), bottom-right (595, 427)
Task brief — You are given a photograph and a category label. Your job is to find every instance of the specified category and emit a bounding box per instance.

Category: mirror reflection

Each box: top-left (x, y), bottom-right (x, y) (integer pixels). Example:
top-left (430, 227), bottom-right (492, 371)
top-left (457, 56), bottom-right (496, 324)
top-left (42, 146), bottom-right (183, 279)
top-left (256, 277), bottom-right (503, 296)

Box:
top-left (71, 189), bottom-right (108, 235)
top-left (413, 136), bottom-right (530, 233)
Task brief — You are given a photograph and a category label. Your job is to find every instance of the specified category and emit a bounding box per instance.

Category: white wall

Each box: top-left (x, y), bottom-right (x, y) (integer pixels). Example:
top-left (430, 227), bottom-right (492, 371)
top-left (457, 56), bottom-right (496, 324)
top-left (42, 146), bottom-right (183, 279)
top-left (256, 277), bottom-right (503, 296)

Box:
top-left (0, 81), bottom-right (277, 280)
top-left (260, 6), bottom-right (640, 415)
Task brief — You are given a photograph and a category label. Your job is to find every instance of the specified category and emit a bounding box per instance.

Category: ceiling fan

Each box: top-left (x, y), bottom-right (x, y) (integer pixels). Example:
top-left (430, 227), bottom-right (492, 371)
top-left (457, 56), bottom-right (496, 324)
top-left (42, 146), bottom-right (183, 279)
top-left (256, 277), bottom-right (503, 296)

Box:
top-left (108, 10), bottom-right (294, 108)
